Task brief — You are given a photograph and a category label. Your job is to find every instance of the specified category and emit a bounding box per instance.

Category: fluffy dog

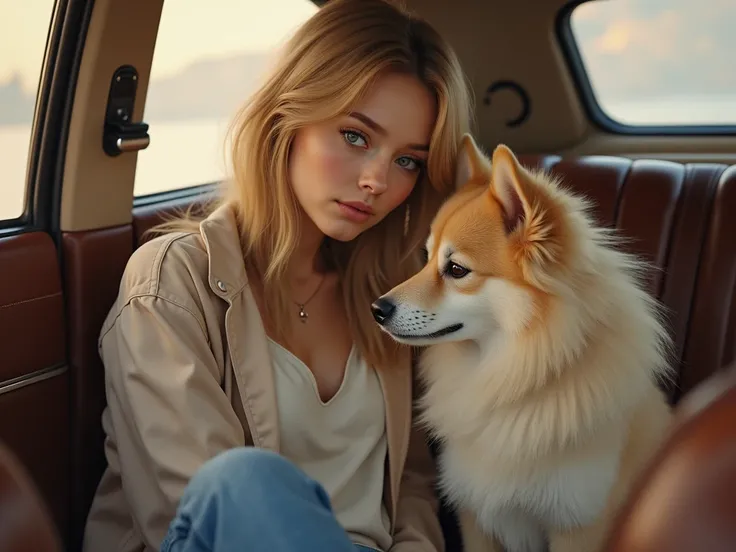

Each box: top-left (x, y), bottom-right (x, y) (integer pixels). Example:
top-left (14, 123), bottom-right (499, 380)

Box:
top-left (371, 136), bottom-right (674, 552)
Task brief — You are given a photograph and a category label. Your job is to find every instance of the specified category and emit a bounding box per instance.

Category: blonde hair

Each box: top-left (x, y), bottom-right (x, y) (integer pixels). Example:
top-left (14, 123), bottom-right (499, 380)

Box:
top-left (155, 0), bottom-right (473, 369)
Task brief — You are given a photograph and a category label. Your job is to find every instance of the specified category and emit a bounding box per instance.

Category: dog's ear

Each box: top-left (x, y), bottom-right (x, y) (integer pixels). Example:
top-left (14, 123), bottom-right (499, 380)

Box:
top-left (455, 134), bottom-right (491, 189)
top-left (490, 144), bottom-right (531, 234)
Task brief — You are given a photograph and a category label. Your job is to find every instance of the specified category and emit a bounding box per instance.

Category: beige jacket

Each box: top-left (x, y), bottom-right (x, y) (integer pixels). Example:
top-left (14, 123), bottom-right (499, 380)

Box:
top-left (83, 204), bottom-right (444, 552)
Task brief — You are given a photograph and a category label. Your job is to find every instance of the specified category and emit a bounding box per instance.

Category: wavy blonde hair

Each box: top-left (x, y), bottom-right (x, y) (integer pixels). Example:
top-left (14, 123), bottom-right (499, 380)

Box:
top-left (155, 0), bottom-right (473, 369)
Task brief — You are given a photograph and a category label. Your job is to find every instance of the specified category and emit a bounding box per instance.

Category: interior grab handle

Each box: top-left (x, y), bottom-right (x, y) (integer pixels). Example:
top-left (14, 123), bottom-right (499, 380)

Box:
top-left (102, 65), bottom-right (150, 157)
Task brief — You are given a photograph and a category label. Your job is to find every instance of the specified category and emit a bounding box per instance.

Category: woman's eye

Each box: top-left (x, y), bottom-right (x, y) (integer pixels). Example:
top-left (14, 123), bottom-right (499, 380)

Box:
top-left (342, 130), bottom-right (367, 147)
top-left (396, 156), bottom-right (421, 171)
top-left (446, 262), bottom-right (470, 279)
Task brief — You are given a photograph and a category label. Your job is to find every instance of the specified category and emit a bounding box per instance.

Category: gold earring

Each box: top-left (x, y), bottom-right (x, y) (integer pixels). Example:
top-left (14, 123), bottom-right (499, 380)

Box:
top-left (403, 204), bottom-right (411, 237)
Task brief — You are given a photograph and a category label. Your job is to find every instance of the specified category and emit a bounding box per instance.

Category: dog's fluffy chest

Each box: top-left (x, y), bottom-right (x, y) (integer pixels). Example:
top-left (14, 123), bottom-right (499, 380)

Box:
top-left (440, 441), bottom-right (620, 531)
top-left (419, 343), bottom-right (627, 532)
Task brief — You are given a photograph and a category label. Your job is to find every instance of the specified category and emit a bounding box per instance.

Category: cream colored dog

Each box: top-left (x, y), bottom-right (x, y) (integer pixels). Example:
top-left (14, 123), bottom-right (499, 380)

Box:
top-left (372, 136), bottom-right (674, 552)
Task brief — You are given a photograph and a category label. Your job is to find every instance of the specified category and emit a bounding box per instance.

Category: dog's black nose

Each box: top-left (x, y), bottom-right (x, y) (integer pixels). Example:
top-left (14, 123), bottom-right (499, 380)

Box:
top-left (371, 297), bottom-right (396, 325)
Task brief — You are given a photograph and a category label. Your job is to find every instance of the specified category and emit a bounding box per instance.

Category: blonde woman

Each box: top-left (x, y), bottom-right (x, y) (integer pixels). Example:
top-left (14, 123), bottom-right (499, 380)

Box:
top-left (83, 0), bottom-right (472, 551)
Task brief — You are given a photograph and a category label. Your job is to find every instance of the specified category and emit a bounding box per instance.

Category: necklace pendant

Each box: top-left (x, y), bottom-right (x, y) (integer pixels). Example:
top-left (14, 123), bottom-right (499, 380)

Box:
top-left (297, 304), bottom-right (308, 323)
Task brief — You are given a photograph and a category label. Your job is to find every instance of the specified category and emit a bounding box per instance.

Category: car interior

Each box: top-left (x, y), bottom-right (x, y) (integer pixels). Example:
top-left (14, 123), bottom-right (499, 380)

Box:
top-left (0, 0), bottom-right (734, 550)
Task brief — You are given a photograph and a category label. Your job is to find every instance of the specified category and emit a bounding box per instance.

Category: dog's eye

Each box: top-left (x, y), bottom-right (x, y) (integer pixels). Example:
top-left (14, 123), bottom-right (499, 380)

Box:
top-left (446, 262), bottom-right (470, 279)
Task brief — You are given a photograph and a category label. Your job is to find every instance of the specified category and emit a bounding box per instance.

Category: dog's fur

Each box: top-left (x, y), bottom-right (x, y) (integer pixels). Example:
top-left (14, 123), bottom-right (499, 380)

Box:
top-left (373, 136), bottom-right (674, 552)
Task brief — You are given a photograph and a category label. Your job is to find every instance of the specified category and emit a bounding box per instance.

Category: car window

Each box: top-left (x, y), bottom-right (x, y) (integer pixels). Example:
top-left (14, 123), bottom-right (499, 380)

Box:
top-left (0, 0), bottom-right (57, 221)
top-left (568, 0), bottom-right (736, 128)
top-left (133, 0), bottom-right (319, 198)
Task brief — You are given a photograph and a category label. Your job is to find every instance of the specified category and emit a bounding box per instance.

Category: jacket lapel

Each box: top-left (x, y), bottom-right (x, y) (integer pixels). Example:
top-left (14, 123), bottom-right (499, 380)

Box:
top-left (200, 204), bottom-right (280, 453)
top-left (226, 286), bottom-right (280, 452)
top-left (376, 348), bottom-right (412, 524)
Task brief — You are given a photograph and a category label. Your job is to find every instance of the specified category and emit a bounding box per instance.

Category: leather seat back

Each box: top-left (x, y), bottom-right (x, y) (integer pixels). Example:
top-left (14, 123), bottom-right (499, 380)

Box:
top-left (519, 155), bottom-right (736, 401)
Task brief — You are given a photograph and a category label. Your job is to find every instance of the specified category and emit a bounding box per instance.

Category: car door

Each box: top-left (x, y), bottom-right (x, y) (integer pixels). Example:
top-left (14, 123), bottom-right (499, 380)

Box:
top-left (0, 0), bottom-right (78, 544)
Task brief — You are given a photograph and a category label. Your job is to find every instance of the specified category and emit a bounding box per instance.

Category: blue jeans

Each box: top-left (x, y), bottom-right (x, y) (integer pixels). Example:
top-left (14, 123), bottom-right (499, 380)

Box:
top-left (160, 447), bottom-right (380, 552)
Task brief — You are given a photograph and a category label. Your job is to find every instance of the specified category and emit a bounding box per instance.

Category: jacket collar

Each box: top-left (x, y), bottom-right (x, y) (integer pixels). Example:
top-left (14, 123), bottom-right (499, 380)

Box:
top-left (198, 202), bottom-right (249, 299)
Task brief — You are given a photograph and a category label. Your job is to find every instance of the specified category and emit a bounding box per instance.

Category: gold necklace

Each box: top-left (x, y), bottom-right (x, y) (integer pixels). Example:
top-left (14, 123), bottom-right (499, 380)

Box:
top-left (294, 275), bottom-right (326, 323)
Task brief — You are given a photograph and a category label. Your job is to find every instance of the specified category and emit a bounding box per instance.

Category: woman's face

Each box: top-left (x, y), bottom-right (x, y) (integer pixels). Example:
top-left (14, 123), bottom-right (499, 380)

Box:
top-left (289, 71), bottom-right (437, 242)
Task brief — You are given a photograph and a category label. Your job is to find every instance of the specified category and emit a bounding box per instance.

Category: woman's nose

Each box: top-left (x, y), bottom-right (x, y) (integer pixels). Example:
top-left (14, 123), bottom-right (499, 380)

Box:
top-left (359, 157), bottom-right (389, 195)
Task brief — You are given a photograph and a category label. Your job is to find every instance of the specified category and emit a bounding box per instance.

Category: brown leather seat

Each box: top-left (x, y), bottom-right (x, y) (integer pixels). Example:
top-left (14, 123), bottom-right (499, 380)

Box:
top-left (604, 364), bottom-right (736, 552)
top-left (0, 440), bottom-right (63, 552)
